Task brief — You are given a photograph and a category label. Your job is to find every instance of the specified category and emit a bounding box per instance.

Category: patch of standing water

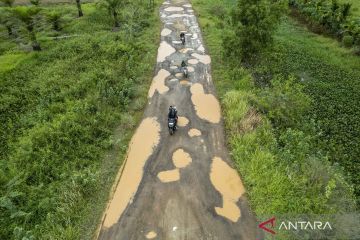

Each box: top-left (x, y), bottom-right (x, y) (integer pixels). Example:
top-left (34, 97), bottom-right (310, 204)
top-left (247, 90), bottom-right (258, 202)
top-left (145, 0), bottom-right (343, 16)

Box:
top-left (161, 28), bottom-right (172, 36)
top-left (190, 83), bottom-right (221, 123)
top-left (177, 116), bottom-right (189, 127)
top-left (188, 128), bottom-right (201, 137)
top-left (191, 53), bottom-right (211, 64)
top-left (148, 69), bottom-right (170, 98)
top-left (210, 157), bottom-right (245, 222)
top-left (157, 169), bottom-right (180, 183)
top-left (102, 117), bottom-right (161, 228)
top-left (188, 59), bottom-right (199, 65)
top-left (145, 231), bottom-right (157, 239)
top-left (164, 6), bottom-right (184, 12)
top-left (172, 149), bottom-right (192, 168)
top-left (157, 41), bottom-right (176, 62)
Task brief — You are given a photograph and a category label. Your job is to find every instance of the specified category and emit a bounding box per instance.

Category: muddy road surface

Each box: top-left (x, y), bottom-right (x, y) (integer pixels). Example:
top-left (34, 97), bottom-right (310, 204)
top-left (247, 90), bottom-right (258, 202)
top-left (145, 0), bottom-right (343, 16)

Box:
top-left (98, 1), bottom-right (261, 239)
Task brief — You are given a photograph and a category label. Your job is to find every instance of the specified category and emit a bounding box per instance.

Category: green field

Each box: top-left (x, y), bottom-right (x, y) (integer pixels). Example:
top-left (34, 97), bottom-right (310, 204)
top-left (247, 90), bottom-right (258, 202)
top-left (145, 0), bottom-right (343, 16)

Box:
top-left (0, 1), bottom-right (160, 239)
top-left (192, 0), bottom-right (358, 227)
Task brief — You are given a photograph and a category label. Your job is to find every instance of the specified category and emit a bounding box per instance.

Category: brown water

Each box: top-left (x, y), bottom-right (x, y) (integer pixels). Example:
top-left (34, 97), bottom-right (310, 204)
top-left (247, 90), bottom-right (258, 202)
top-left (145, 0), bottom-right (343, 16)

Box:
top-left (190, 83), bottom-right (220, 123)
top-left (188, 59), bottom-right (199, 65)
top-left (164, 6), bottom-right (184, 12)
top-left (157, 169), bottom-right (180, 183)
top-left (180, 80), bottom-right (189, 85)
top-left (103, 118), bottom-right (161, 228)
top-left (210, 157), bottom-right (245, 222)
top-left (161, 28), bottom-right (172, 36)
top-left (157, 41), bottom-right (176, 62)
top-left (145, 231), bottom-right (157, 239)
top-left (172, 149), bottom-right (192, 168)
top-left (177, 116), bottom-right (189, 126)
top-left (179, 48), bottom-right (193, 53)
top-left (188, 128), bottom-right (201, 137)
top-left (148, 69), bottom-right (171, 98)
top-left (191, 53), bottom-right (211, 65)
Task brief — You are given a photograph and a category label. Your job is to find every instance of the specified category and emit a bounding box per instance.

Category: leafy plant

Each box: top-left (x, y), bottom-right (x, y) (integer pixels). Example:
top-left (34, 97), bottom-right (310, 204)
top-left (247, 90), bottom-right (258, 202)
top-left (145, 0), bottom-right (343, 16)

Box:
top-left (46, 11), bottom-right (62, 31)
top-left (97, 0), bottom-right (127, 28)
top-left (0, 0), bottom-right (15, 7)
top-left (224, 0), bottom-right (286, 62)
top-left (12, 6), bottom-right (42, 51)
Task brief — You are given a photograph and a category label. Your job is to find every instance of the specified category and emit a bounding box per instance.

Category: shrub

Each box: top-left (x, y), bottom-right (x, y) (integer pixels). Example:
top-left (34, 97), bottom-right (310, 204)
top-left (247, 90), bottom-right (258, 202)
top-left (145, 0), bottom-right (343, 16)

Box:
top-left (342, 35), bottom-right (354, 47)
top-left (254, 75), bottom-right (312, 129)
top-left (224, 0), bottom-right (286, 62)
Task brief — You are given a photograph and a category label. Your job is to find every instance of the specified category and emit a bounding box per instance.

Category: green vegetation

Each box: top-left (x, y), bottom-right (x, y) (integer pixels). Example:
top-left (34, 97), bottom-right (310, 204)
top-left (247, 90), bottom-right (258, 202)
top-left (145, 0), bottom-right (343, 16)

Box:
top-left (224, 0), bottom-right (285, 62)
top-left (289, 0), bottom-right (360, 50)
top-left (0, 0), bottom-right (160, 239)
top-left (192, 0), bottom-right (358, 233)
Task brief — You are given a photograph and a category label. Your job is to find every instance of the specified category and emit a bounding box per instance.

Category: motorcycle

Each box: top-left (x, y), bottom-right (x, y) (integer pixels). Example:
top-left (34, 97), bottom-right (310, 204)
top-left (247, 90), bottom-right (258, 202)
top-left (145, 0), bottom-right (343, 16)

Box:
top-left (168, 118), bottom-right (177, 135)
top-left (180, 33), bottom-right (185, 45)
top-left (182, 66), bottom-right (188, 78)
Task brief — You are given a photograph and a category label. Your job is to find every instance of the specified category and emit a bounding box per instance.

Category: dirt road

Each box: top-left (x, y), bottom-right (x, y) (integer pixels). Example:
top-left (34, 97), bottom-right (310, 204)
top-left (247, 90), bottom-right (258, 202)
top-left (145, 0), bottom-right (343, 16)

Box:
top-left (97, 1), bottom-right (261, 239)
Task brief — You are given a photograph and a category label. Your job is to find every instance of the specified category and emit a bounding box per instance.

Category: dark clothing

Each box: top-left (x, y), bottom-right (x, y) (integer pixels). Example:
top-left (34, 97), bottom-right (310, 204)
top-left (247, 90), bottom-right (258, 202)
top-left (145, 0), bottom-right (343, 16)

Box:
top-left (168, 108), bottom-right (177, 119)
top-left (181, 61), bottom-right (187, 68)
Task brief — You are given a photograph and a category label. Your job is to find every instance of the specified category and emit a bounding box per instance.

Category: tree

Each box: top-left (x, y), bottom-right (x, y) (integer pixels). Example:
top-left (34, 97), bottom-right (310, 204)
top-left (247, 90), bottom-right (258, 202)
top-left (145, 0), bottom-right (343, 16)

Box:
top-left (224, 0), bottom-right (285, 63)
top-left (12, 6), bottom-right (42, 51)
top-left (30, 0), bottom-right (41, 6)
top-left (0, 8), bottom-right (14, 36)
top-left (0, 0), bottom-right (15, 7)
top-left (75, 0), bottom-right (83, 17)
top-left (47, 11), bottom-right (62, 31)
top-left (98, 0), bottom-right (127, 28)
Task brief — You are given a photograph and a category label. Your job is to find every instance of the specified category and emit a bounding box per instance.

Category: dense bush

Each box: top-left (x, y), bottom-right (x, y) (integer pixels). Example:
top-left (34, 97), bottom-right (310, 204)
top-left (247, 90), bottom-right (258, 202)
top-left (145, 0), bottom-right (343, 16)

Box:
top-left (289, 0), bottom-right (360, 48)
top-left (223, 0), bottom-right (286, 62)
top-left (0, 2), bottom-right (160, 239)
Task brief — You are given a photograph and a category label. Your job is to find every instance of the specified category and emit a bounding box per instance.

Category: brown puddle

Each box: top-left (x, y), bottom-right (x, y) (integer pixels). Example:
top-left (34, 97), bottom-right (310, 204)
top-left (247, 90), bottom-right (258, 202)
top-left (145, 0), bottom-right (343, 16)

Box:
top-left (164, 6), bottom-right (184, 12)
top-left (188, 128), bottom-right (201, 137)
top-left (191, 53), bottom-right (211, 65)
top-left (175, 73), bottom-right (183, 79)
top-left (157, 169), bottom-right (180, 183)
top-left (148, 69), bottom-right (170, 98)
top-left (157, 41), bottom-right (176, 62)
top-left (188, 59), bottom-right (199, 65)
top-left (190, 83), bottom-right (221, 123)
top-left (161, 28), bottom-right (172, 36)
top-left (177, 116), bottom-right (189, 127)
top-left (180, 80), bottom-right (189, 86)
top-left (102, 118), bottom-right (161, 228)
top-left (145, 231), bottom-right (157, 239)
top-left (210, 157), bottom-right (245, 222)
top-left (179, 48), bottom-right (193, 53)
top-left (172, 149), bottom-right (192, 168)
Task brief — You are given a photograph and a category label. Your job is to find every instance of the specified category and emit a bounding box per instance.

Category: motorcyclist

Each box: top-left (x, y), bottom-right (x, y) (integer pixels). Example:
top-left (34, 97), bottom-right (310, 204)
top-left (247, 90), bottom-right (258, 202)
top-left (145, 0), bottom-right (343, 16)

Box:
top-left (168, 106), bottom-right (178, 128)
top-left (181, 60), bottom-right (187, 68)
top-left (181, 60), bottom-right (188, 78)
top-left (180, 32), bottom-right (185, 45)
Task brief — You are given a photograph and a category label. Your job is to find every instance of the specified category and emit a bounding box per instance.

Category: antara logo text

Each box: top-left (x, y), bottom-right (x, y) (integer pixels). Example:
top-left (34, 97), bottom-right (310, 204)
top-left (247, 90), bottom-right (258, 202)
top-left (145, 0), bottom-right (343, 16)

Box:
top-left (258, 217), bottom-right (332, 235)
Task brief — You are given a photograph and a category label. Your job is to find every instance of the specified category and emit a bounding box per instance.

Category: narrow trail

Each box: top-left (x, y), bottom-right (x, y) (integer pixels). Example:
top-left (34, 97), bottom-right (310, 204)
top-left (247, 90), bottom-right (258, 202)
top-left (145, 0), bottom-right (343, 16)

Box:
top-left (98, 1), bottom-right (261, 239)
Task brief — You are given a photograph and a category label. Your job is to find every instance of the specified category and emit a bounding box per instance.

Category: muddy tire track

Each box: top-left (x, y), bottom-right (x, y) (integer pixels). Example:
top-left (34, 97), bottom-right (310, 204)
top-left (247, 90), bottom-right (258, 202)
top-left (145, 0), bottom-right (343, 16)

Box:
top-left (97, 0), bottom-right (262, 239)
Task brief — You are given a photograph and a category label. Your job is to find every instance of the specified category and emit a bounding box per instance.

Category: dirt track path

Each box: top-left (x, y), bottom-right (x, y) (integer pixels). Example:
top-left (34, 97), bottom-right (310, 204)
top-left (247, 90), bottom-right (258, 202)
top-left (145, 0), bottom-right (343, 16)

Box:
top-left (98, 1), bottom-right (261, 239)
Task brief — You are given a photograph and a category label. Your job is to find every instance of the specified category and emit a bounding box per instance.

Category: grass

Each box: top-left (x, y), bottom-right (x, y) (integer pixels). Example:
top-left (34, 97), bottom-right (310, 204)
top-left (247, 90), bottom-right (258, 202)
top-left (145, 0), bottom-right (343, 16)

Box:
top-left (0, 1), bottom-right (161, 239)
top-left (0, 52), bottom-right (30, 73)
top-left (191, 0), bottom-right (357, 238)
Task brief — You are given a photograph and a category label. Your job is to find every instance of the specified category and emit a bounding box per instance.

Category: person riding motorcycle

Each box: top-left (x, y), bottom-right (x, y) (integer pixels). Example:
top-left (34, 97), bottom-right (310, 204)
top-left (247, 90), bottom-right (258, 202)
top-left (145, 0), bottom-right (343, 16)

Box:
top-left (181, 60), bottom-right (188, 78)
top-left (180, 32), bottom-right (185, 45)
top-left (168, 106), bottom-right (178, 129)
